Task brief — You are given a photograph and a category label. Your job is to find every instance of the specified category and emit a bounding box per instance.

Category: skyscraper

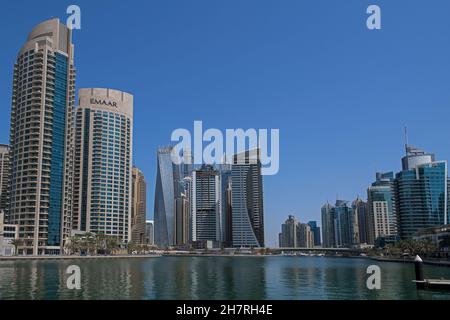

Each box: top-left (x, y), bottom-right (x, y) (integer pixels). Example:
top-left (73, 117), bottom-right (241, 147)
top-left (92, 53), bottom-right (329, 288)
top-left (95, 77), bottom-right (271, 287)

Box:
top-left (367, 172), bottom-right (397, 243)
top-left (307, 221), bottom-right (321, 247)
top-left (231, 149), bottom-right (265, 248)
top-left (154, 146), bottom-right (176, 247)
top-left (0, 145), bottom-right (10, 219)
top-left (192, 165), bottom-right (221, 244)
top-left (297, 223), bottom-right (314, 248)
top-left (321, 202), bottom-right (335, 248)
top-left (131, 167), bottom-right (147, 244)
top-left (9, 19), bottom-right (76, 255)
top-left (279, 215), bottom-right (298, 247)
top-left (72, 88), bottom-right (133, 243)
top-left (175, 192), bottom-right (190, 246)
top-left (334, 200), bottom-right (359, 247)
top-left (353, 198), bottom-right (370, 244)
top-left (394, 145), bottom-right (449, 239)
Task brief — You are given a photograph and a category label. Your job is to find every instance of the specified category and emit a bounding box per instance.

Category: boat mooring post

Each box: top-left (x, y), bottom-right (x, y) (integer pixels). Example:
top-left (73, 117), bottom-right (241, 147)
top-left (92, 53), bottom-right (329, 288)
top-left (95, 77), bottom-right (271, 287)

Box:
top-left (414, 255), bottom-right (424, 288)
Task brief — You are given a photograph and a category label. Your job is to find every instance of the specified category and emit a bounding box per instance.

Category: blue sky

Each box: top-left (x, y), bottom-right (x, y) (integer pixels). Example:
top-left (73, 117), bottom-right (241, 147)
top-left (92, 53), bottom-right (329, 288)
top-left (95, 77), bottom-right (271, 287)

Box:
top-left (1, 0), bottom-right (450, 247)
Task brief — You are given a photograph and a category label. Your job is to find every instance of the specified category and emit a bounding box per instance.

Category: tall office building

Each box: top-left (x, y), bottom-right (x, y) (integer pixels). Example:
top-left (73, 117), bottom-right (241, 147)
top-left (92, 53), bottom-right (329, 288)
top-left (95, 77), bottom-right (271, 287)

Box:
top-left (394, 145), bottom-right (449, 239)
top-left (72, 88), bottom-right (133, 243)
top-left (353, 198), bottom-right (370, 244)
top-left (367, 172), bottom-right (397, 243)
top-left (321, 202), bottom-right (335, 248)
top-left (175, 192), bottom-right (190, 246)
top-left (8, 19), bottom-right (76, 255)
top-left (192, 165), bottom-right (221, 244)
top-left (231, 149), bottom-right (265, 248)
top-left (279, 215), bottom-right (298, 247)
top-left (0, 145), bottom-right (10, 219)
top-left (297, 223), bottom-right (314, 248)
top-left (218, 163), bottom-right (232, 246)
top-left (131, 167), bottom-right (147, 244)
top-left (307, 221), bottom-right (321, 247)
top-left (334, 200), bottom-right (359, 247)
top-left (145, 220), bottom-right (154, 245)
top-left (154, 146), bottom-right (176, 247)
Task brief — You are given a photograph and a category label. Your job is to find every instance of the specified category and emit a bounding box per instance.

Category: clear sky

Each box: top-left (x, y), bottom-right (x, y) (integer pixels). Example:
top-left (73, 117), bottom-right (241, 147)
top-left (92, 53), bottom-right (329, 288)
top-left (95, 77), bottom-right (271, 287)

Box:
top-left (1, 0), bottom-right (450, 247)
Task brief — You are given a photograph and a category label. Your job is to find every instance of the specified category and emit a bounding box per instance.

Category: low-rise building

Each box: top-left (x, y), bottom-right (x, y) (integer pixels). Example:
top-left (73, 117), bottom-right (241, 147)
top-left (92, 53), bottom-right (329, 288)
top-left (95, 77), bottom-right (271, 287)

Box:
top-left (0, 210), bottom-right (19, 256)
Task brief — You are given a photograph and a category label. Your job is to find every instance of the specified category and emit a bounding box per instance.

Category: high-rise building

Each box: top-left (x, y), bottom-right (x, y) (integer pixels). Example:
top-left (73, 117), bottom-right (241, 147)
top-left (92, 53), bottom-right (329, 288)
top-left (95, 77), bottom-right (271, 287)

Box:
top-left (72, 88), bottom-right (133, 243)
top-left (154, 146), bottom-right (176, 247)
top-left (367, 172), bottom-right (397, 243)
top-left (9, 19), bottom-right (76, 255)
top-left (192, 165), bottom-right (221, 244)
top-left (218, 163), bottom-right (232, 247)
top-left (334, 200), bottom-right (359, 247)
top-left (321, 202), bottom-right (335, 248)
top-left (279, 215), bottom-right (298, 247)
top-left (131, 167), bottom-right (147, 244)
top-left (353, 198), bottom-right (370, 244)
top-left (394, 145), bottom-right (449, 239)
top-left (231, 149), bottom-right (265, 248)
top-left (297, 223), bottom-right (314, 248)
top-left (0, 145), bottom-right (10, 219)
top-left (175, 192), bottom-right (190, 246)
top-left (307, 221), bottom-right (321, 247)
top-left (145, 220), bottom-right (154, 245)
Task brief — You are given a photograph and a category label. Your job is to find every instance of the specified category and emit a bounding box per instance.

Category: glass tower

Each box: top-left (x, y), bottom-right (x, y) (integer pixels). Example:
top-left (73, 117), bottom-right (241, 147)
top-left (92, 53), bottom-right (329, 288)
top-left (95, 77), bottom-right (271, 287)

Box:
top-left (8, 19), bottom-right (76, 255)
top-left (394, 146), bottom-right (448, 239)
top-left (154, 146), bottom-right (176, 247)
top-left (321, 202), bottom-right (335, 248)
top-left (72, 88), bottom-right (133, 243)
top-left (367, 172), bottom-right (397, 243)
top-left (231, 149), bottom-right (265, 248)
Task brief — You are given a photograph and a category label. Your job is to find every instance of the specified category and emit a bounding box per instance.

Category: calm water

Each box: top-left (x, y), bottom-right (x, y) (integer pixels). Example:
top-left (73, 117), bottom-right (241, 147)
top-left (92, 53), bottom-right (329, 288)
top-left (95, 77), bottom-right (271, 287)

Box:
top-left (0, 256), bottom-right (450, 300)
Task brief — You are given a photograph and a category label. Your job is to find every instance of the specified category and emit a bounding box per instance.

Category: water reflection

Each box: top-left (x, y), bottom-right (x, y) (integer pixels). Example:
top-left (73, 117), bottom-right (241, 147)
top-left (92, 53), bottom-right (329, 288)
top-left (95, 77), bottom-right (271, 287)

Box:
top-left (0, 257), bottom-right (449, 300)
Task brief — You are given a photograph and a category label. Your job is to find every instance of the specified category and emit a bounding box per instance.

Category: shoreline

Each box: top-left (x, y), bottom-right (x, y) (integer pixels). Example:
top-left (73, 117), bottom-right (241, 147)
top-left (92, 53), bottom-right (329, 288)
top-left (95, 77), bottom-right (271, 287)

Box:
top-left (370, 256), bottom-right (450, 267)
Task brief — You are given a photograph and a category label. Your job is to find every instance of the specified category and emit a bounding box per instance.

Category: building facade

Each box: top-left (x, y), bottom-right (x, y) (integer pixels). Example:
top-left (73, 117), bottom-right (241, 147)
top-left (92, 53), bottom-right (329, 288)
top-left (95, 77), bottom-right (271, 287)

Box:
top-left (353, 198), bottom-right (370, 244)
top-left (367, 172), bottom-right (397, 244)
top-left (279, 215), bottom-right (298, 247)
top-left (72, 88), bottom-right (133, 243)
top-left (231, 150), bottom-right (265, 248)
top-left (145, 220), bottom-right (154, 246)
top-left (154, 146), bottom-right (176, 247)
top-left (394, 146), bottom-right (449, 239)
top-left (334, 200), bottom-right (358, 247)
top-left (192, 165), bottom-right (221, 244)
top-left (0, 145), bottom-right (10, 218)
top-left (321, 202), bottom-right (335, 248)
top-left (131, 167), bottom-right (147, 244)
top-left (8, 19), bottom-right (76, 255)
top-left (307, 221), bottom-right (321, 247)
top-left (297, 223), bottom-right (314, 248)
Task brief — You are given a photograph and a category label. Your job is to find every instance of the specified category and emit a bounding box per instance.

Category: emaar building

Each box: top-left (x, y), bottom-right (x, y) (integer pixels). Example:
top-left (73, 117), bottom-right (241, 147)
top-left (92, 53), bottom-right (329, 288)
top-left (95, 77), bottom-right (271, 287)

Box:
top-left (8, 19), bottom-right (76, 255)
top-left (72, 88), bottom-right (133, 243)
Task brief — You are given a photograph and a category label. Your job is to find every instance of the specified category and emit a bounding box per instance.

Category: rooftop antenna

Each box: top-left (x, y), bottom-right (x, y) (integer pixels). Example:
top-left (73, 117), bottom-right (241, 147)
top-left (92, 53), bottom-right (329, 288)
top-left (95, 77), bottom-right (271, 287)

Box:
top-left (404, 126), bottom-right (409, 155)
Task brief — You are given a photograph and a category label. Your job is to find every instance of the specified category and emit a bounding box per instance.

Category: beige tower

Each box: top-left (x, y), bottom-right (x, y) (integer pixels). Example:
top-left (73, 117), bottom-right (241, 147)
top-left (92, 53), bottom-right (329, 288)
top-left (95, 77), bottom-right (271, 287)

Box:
top-left (73, 88), bottom-right (133, 242)
top-left (9, 19), bottom-right (76, 255)
top-left (131, 167), bottom-right (147, 244)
